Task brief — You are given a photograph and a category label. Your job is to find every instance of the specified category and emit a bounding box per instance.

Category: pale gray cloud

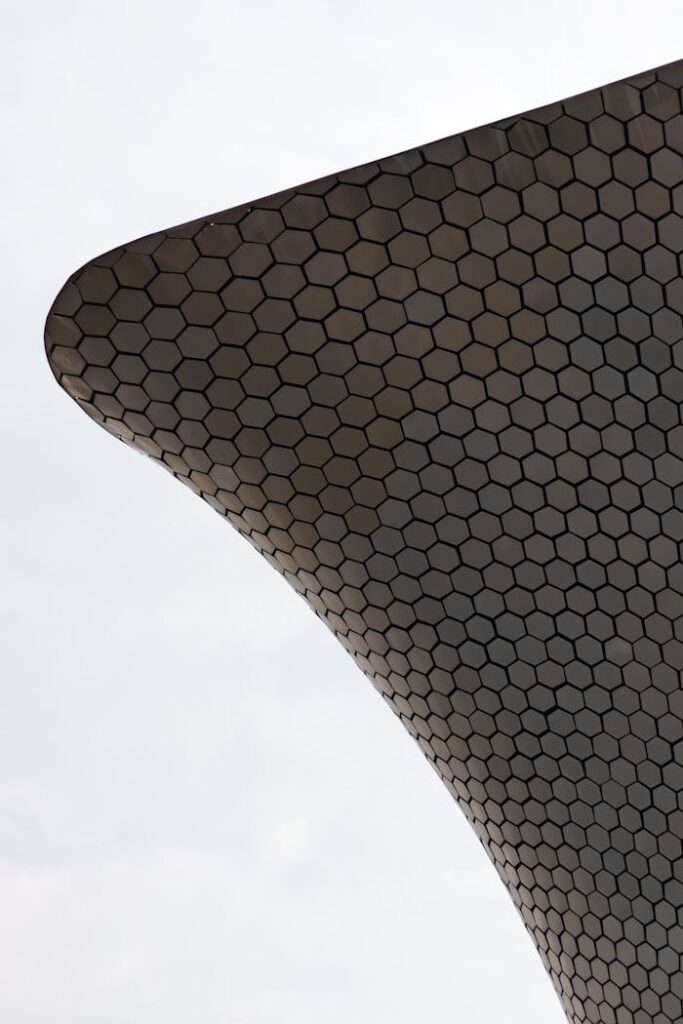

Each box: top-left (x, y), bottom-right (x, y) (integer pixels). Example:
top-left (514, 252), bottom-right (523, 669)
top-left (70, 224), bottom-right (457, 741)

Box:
top-left (3, 2), bottom-right (681, 1021)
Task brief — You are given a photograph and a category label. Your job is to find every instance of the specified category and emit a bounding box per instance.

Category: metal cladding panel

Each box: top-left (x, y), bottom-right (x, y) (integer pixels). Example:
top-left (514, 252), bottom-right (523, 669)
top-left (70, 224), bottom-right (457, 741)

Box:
top-left (46, 58), bottom-right (683, 1024)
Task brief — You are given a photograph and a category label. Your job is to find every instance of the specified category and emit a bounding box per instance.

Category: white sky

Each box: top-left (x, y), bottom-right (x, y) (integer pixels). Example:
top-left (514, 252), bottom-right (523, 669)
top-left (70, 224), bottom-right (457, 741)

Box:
top-left (3, 3), bottom-right (683, 1021)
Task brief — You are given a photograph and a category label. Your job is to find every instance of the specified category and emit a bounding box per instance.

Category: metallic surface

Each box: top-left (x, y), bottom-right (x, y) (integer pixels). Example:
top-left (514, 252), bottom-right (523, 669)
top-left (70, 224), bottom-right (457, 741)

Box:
top-left (46, 58), bottom-right (683, 1023)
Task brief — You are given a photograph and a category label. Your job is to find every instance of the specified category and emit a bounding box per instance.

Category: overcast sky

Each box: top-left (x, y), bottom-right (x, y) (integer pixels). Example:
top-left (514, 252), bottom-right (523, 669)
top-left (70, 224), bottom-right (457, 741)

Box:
top-left (3, 3), bottom-right (683, 1022)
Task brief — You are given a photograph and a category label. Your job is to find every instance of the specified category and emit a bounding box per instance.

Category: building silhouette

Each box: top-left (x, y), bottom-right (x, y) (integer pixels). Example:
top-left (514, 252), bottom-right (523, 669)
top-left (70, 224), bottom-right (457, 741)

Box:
top-left (46, 58), bottom-right (683, 1024)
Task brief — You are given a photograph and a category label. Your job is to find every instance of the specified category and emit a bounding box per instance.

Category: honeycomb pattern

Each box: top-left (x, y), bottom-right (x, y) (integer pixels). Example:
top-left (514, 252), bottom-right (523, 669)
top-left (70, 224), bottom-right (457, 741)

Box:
top-left (46, 58), bottom-right (683, 1024)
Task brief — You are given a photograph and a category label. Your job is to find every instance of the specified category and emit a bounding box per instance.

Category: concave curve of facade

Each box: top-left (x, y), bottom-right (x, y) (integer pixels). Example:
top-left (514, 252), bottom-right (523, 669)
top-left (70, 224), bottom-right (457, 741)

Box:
top-left (46, 58), bottom-right (683, 1024)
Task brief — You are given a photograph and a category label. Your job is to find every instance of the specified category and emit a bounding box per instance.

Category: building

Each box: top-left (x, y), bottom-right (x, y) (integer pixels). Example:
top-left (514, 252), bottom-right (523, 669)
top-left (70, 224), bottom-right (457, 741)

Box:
top-left (46, 58), bottom-right (683, 1024)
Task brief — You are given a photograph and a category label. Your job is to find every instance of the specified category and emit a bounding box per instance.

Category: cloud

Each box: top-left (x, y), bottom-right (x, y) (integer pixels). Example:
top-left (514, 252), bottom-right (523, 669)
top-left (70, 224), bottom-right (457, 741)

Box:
top-left (7, 1), bottom-right (678, 1020)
